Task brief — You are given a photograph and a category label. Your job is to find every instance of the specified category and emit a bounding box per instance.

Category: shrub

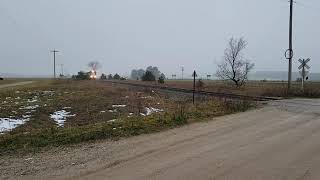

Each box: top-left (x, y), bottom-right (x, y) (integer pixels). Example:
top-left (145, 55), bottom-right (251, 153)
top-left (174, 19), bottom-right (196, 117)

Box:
top-left (142, 71), bottom-right (156, 81)
top-left (100, 73), bottom-right (107, 80)
top-left (72, 71), bottom-right (90, 80)
top-left (158, 76), bottom-right (165, 84)
top-left (113, 74), bottom-right (121, 80)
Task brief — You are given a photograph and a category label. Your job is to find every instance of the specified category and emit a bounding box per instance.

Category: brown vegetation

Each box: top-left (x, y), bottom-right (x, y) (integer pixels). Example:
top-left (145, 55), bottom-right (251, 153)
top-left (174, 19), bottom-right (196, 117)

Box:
top-left (0, 80), bottom-right (253, 154)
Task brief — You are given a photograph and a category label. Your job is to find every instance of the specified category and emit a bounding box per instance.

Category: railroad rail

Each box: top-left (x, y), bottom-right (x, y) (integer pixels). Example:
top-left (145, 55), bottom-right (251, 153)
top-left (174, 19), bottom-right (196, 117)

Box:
top-left (105, 81), bottom-right (280, 101)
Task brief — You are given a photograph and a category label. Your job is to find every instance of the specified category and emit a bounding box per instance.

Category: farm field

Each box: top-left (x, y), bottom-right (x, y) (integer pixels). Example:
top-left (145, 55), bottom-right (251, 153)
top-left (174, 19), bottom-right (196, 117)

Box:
top-left (0, 79), bottom-right (27, 85)
top-left (0, 80), bottom-right (252, 154)
top-left (113, 79), bottom-right (320, 98)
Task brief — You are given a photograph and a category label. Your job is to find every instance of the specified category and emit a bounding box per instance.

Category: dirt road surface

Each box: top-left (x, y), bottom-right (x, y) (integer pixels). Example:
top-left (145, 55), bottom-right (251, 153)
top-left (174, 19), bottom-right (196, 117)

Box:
top-left (2, 99), bottom-right (320, 180)
top-left (0, 81), bottom-right (34, 89)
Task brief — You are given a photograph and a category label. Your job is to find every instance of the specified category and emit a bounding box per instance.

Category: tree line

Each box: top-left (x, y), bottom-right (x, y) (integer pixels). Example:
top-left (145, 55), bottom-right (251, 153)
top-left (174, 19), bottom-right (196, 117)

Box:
top-left (71, 37), bottom-right (254, 87)
top-left (131, 66), bottom-right (166, 83)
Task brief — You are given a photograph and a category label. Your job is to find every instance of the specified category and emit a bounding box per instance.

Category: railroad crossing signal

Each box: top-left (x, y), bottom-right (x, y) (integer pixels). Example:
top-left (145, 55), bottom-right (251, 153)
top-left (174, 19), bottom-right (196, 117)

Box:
top-left (192, 71), bottom-right (197, 77)
top-left (298, 58), bottom-right (310, 92)
top-left (298, 58), bottom-right (310, 70)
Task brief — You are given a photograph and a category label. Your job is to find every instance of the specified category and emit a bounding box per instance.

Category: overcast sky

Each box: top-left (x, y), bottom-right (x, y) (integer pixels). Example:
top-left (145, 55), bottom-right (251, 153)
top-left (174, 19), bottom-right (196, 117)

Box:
top-left (0, 0), bottom-right (319, 78)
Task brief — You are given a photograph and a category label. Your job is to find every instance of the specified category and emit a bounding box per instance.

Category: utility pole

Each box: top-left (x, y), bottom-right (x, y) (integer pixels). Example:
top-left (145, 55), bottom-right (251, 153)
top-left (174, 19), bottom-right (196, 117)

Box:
top-left (288, 0), bottom-right (294, 90)
top-left (60, 64), bottom-right (64, 77)
top-left (181, 66), bottom-right (184, 80)
top-left (51, 49), bottom-right (59, 79)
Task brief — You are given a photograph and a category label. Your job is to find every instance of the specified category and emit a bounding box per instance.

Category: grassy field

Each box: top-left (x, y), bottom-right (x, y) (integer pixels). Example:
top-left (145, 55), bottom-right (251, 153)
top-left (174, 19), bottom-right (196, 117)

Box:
top-left (0, 79), bottom-right (26, 85)
top-left (0, 80), bottom-right (253, 154)
top-left (118, 79), bottom-right (320, 98)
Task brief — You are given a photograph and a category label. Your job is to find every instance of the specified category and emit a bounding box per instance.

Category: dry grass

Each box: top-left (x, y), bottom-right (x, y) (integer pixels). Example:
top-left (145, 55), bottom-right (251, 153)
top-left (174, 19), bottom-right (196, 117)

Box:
top-left (118, 79), bottom-right (320, 98)
top-left (0, 80), bottom-right (254, 154)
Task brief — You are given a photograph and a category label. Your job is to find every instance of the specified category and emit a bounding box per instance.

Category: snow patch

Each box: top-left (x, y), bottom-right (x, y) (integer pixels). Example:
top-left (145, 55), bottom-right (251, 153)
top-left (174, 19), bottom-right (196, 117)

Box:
top-left (50, 110), bottom-right (76, 127)
top-left (19, 105), bottom-right (39, 110)
top-left (107, 119), bottom-right (117, 122)
top-left (28, 99), bottom-right (38, 103)
top-left (141, 107), bottom-right (164, 116)
top-left (0, 117), bottom-right (30, 133)
top-left (112, 105), bottom-right (126, 108)
top-left (42, 91), bottom-right (55, 95)
top-left (140, 96), bottom-right (153, 99)
top-left (22, 115), bottom-right (32, 118)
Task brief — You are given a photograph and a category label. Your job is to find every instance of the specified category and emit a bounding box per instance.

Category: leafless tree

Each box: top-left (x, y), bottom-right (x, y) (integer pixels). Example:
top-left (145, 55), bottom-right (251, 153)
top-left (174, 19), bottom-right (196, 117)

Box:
top-left (216, 37), bottom-right (254, 87)
top-left (88, 61), bottom-right (102, 71)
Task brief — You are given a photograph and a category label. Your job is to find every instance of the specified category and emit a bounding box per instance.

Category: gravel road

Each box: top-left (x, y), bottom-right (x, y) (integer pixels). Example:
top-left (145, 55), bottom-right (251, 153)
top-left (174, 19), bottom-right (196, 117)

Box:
top-left (1, 99), bottom-right (320, 180)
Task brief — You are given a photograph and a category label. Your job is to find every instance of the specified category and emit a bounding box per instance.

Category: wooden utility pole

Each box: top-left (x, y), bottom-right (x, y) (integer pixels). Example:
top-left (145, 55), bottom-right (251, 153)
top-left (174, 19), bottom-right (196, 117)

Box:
top-left (51, 49), bottom-right (59, 79)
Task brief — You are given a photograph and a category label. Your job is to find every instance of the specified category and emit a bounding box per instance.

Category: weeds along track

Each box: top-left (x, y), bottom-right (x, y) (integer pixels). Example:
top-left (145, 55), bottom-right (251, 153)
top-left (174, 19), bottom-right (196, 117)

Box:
top-left (104, 81), bottom-right (280, 101)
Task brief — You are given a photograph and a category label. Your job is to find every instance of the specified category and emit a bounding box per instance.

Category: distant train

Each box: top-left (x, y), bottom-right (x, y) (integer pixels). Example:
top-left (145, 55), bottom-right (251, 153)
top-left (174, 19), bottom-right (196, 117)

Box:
top-left (90, 70), bottom-right (97, 80)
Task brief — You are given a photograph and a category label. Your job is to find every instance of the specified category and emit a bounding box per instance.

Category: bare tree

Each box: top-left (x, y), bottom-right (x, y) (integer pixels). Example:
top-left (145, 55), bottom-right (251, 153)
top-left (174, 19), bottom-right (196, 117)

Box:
top-left (88, 61), bottom-right (102, 71)
top-left (216, 37), bottom-right (254, 87)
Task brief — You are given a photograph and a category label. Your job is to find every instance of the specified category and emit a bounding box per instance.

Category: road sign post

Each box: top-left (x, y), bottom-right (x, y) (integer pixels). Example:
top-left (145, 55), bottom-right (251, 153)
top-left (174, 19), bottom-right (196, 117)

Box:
top-left (298, 58), bottom-right (310, 92)
top-left (192, 70), bottom-right (197, 105)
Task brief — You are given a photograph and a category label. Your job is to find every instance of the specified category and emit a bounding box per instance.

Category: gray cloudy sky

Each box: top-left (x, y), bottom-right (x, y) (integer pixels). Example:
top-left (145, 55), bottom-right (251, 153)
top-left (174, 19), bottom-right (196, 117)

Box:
top-left (0, 0), bottom-right (319, 78)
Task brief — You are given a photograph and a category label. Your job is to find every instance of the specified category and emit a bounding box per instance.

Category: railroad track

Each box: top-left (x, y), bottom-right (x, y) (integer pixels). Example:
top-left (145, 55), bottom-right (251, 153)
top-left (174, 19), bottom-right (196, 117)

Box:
top-left (105, 81), bottom-right (280, 101)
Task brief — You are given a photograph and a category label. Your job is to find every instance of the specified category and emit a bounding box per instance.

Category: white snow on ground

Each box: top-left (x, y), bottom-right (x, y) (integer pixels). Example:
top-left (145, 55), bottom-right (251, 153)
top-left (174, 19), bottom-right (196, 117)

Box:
top-left (27, 99), bottom-right (38, 103)
top-left (0, 117), bottom-right (30, 133)
top-left (112, 105), bottom-right (127, 108)
top-left (107, 119), bottom-right (117, 122)
top-left (140, 113), bottom-right (146, 116)
top-left (140, 96), bottom-right (153, 99)
top-left (141, 107), bottom-right (164, 116)
top-left (22, 115), bottom-right (31, 118)
top-left (128, 113), bottom-right (134, 118)
top-left (42, 91), bottom-right (55, 95)
top-left (50, 110), bottom-right (76, 127)
top-left (63, 107), bottom-right (72, 109)
top-left (19, 105), bottom-right (39, 110)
